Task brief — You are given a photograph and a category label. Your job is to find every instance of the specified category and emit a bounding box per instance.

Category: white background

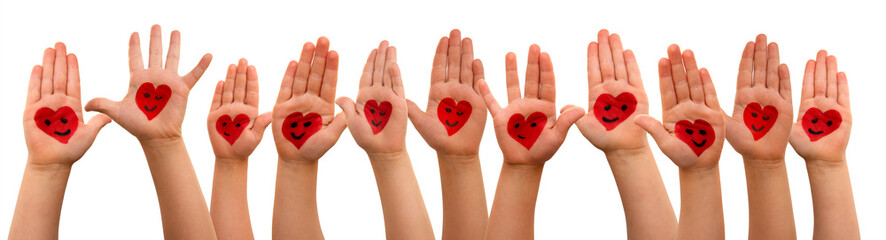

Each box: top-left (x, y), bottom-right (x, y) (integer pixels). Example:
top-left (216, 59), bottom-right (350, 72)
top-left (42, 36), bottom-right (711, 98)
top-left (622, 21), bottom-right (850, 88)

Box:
top-left (1, 0), bottom-right (884, 239)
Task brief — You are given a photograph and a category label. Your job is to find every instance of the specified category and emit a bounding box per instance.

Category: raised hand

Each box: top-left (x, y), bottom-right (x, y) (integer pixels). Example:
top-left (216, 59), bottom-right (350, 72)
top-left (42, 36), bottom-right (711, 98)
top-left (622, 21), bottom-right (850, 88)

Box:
top-left (85, 25), bottom-right (211, 140)
top-left (208, 58), bottom-right (272, 160)
top-left (790, 50), bottom-right (851, 161)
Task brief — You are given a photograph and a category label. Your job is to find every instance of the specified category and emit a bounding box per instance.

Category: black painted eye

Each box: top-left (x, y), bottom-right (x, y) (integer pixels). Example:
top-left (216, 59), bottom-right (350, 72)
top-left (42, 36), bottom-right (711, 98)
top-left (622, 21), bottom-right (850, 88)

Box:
top-left (370, 109), bottom-right (376, 114)
top-left (235, 123), bottom-right (241, 127)
top-left (155, 96), bottom-right (162, 100)
top-left (699, 130), bottom-right (707, 135)
top-left (144, 93), bottom-right (151, 98)
top-left (763, 116), bottom-right (770, 120)
top-left (456, 112), bottom-right (463, 116)
top-left (621, 105), bottom-right (627, 111)
top-left (60, 118), bottom-right (68, 124)
top-left (752, 113), bottom-right (758, 118)
top-left (530, 123), bottom-right (537, 127)
top-left (304, 122), bottom-right (312, 127)
top-left (604, 105), bottom-right (611, 111)
top-left (685, 129), bottom-right (693, 135)
top-left (44, 120), bottom-right (51, 126)
top-left (827, 121), bottom-right (833, 126)
top-left (812, 118), bottom-right (818, 124)
top-left (380, 112), bottom-right (385, 116)
top-left (222, 122), bottom-right (227, 127)
top-left (514, 123), bottom-right (520, 128)
top-left (446, 108), bottom-right (452, 113)
top-left (290, 122), bottom-right (299, 128)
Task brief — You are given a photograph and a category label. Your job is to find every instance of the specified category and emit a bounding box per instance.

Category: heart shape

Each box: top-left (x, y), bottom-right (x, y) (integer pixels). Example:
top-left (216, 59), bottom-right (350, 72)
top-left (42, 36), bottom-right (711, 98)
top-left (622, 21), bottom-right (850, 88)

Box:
top-left (135, 82), bottom-right (171, 120)
top-left (216, 114), bottom-right (250, 145)
top-left (743, 103), bottom-right (778, 141)
top-left (34, 106), bottom-right (79, 144)
top-left (675, 119), bottom-right (715, 156)
top-left (801, 108), bottom-right (842, 142)
top-left (437, 98), bottom-right (472, 136)
top-left (507, 112), bottom-right (547, 150)
top-left (593, 93), bottom-right (637, 130)
top-left (282, 112), bottom-right (323, 149)
top-left (364, 100), bottom-right (392, 135)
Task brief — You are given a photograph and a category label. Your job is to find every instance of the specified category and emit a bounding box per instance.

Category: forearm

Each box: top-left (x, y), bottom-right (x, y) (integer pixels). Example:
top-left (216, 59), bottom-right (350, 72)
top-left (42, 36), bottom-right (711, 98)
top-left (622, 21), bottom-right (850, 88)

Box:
top-left (486, 163), bottom-right (544, 240)
top-left (604, 147), bottom-right (677, 240)
top-left (140, 138), bottom-right (216, 239)
top-left (211, 158), bottom-right (253, 240)
top-left (805, 158), bottom-right (859, 240)
top-left (743, 158), bottom-right (796, 239)
top-left (8, 163), bottom-right (72, 239)
top-left (676, 166), bottom-right (725, 240)
top-left (368, 151), bottom-right (434, 240)
top-left (437, 153), bottom-right (488, 240)
top-left (272, 159), bottom-right (323, 240)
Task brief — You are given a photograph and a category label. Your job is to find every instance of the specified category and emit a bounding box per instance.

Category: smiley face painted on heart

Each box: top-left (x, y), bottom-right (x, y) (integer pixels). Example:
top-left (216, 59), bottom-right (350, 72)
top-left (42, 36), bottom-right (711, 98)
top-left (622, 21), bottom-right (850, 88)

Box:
top-left (135, 82), bottom-right (171, 120)
top-left (34, 106), bottom-right (79, 144)
top-left (216, 114), bottom-right (250, 145)
top-left (282, 112), bottom-right (322, 149)
top-left (437, 98), bottom-right (472, 136)
top-left (507, 112), bottom-right (547, 150)
top-left (743, 103), bottom-right (778, 141)
top-left (364, 100), bottom-right (392, 134)
top-left (593, 93), bottom-right (637, 130)
top-left (802, 108), bottom-right (842, 142)
top-left (675, 119), bottom-right (715, 156)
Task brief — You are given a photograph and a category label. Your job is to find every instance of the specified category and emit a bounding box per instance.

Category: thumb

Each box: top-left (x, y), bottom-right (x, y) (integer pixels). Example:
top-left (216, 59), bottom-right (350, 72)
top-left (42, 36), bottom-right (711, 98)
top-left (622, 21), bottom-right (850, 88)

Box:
top-left (405, 99), bottom-right (432, 125)
top-left (85, 113), bottom-right (112, 137)
top-left (251, 112), bottom-right (273, 138)
top-left (633, 114), bottom-right (670, 145)
top-left (326, 112), bottom-right (348, 139)
top-left (84, 98), bottom-right (120, 120)
top-left (335, 97), bottom-right (357, 120)
top-left (554, 105), bottom-right (585, 135)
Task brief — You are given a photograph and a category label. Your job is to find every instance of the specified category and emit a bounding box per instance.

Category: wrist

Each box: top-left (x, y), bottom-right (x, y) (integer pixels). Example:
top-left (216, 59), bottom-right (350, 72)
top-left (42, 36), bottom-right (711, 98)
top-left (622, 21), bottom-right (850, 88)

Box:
top-left (436, 152), bottom-right (480, 165)
top-left (679, 164), bottom-right (719, 176)
top-left (502, 162), bottom-right (545, 172)
top-left (215, 157), bottom-right (248, 166)
top-left (25, 161), bottom-right (73, 175)
top-left (805, 157), bottom-right (848, 170)
top-left (139, 136), bottom-right (185, 150)
top-left (603, 146), bottom-right (652, 164)
top-left (367, 150), bottom-right (409, 162)
top-left (743, 157), bottom-right (787, 170)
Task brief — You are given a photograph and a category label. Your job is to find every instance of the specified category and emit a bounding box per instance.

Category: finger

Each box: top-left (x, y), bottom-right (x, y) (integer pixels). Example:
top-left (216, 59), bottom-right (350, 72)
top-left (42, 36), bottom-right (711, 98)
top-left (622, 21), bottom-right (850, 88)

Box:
top-left (478, 79), bottom-right (502, 116)
top-left (609, 33), bottom-right (628, 81)
top-left (813, 50), bottom-right (827, 97)
top-left (182, 54), bottom-right (212, 89)
top-left (778, 64), bottom-right (791, 101)
top-left (293, 42), bottom-right (315, 95)
top-left (128, 32), bottom-right (144, 72)
top-left (326, 112), bottom-right (348, 139)
top-left (597, 29), bottom-right (615, 81)
top-left (85, 114), bottom-right (112, 136)
top-left (165, 30), bottom-right (181, 73)
top-left (737, 41), bottom-right (754, 89)
top-left (84, 98), bottom-right (120, 120)
top-left (801, 59), bottom-right (815, 101)
top-left (234, 58), bottom-right (248, 103)
top-left (361, 49), bottom-right (377, 88)
top-left (539, 52), bottom-right (556, 102)
top-left (505, 52), bottom-right (521, 102)
top-left (682, 50), bottom-right (704, 103)
top-left (27, 65), bottom-right (42, 104)
top-left (461, 37), bottom-right (474, 86)
top-left (432, 37), bottom-right (448, 84)
top-left (320, 51), bottom-right (339, 104)
top-left (837, 72), bottom-right (850, 108)
top-left (826, 55), bottom-right (838, 99)
top-left (448, 29), bottom-right (462, 83)
top-left (222, 64), bottom-right (236, 104)
top-left (210, 80), bottom-right (224, 110)
top-left (307, 37), bottom-right (329, 95)
top-left (766, 42), bottom-right (780, 89)
top-left (753, 34), bottom-right (767, 87)
top-left (624, 50), bottom-right (643, 89)
top-left (335, 97), bottom-right (358, 120)
top-left (277, 61), bottom-right (297, 103)
top-left (406, 99), bottom-right (432, 126)
top-left (382, 46), bottom-right (396, 88)
top-left (148, 25), bottom-right (163, 69)
top-left (472, 59), bottom-right (485, 93)
top-left (67, 54), bottom-right (81, 100)
top-left (658, 58), bottom-right (677, 110)
top-left (634, 114), bottom-right (670, 145)
top-left (555, 106), bottom-right (585, 135)
top-left (41, 47), bottom-right (55, 96)
top-left (251, 112), bottom-right (273, 137)
top-left (53, 42), bottom-right (68, 95)
top-left (588, 41), bottom-right (602, 90)
top-left (668, 44), bottom-right (690, 103)
top-left (246, 65), bottom-right (259, 107)
top-left (524, 44), bottom-right (541, 99)
top-left (391, 62), bottom-right (404, 97)
top-left (700, 68), bottom-right (720, 109)
top-left (373, 40), bottom-right (389, 86)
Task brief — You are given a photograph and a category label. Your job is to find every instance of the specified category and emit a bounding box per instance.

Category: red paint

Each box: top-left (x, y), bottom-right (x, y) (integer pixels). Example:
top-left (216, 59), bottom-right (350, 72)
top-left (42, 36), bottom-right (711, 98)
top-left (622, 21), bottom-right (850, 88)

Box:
top-left (802, 108), bottom-right (842, 142)
top-left (675, 119), bottom-right (715, 156)
top-left (34, 106), bottom-right (79, 144)
top-left (507, 112), bottom-right (547, 150)
top-left (593, 93), bottom-right (637, 130)
top-left (437, 98), bottom-right (472, 136)
top-left (743, 103), bottom-right (778, 141)
top-left (216, 114), bottom-right (250, 145)
top-left (282, 112), bottom-right (322, 149)
top-left (364, 100), bottom-right (392, 134)
top-left (135, 82), bottom-right (171, 120)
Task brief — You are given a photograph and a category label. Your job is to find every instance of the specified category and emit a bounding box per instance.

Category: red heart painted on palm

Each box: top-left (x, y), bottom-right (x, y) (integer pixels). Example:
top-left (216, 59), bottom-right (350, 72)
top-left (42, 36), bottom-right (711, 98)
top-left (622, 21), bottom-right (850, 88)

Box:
top-left (675, 119), bottom-right (715, 156)
top-left (135, 82), bottom-right (171, 120)
top-left (364, 100), bottom-right (392, 135)
top-left (282, 112), bottom-right (323, 149)
top-left (216, 114), bottom-right (250, 145)
top-left (743, 103), bottom-right (778, 141)
top-left (802, 108), bottom-right (842, 142)
top-left (34, 106), bottom-right (79, 144)
top-left (507, 112), bottom-right (547, 150)
top-left (437, 98), bottom-right (472, 136)
top-left (593, 93), bottom-right (637, 130)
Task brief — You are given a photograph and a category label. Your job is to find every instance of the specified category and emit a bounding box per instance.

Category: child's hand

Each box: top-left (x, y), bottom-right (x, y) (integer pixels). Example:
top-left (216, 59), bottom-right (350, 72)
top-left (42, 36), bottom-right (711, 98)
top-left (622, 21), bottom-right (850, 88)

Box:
top-left (207, 58), bottom-right (272, 160)
top-left (725, 34), bottom-right (793, 161)
top-left (272, 37), bottom-right (347, 162)
top-left (635, 44), bottom-right (726, 169)
top-left (337, 40), bottom-right (409, 155)
top-left (478, 44), bottom-right (585, 165)
top-left (406, 29), bottom-right (487, 156)
top-left (85, 25), bottom-right (211, 141)
top-left (576, 30), bottom-right (650, 151)
top-left (789, 50), bottom-right (851, 161)
top-left (24, 43), bottom-right (111, 165)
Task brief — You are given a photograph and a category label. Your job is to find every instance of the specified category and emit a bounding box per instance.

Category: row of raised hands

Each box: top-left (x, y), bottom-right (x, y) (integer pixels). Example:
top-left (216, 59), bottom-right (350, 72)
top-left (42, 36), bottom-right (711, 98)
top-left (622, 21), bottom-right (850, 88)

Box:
top-left (10, 25), bottom-right (857, 240)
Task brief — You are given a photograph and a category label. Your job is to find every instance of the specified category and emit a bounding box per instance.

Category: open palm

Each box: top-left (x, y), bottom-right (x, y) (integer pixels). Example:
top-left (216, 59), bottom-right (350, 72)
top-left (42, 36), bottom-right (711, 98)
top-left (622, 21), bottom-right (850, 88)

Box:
top-left (789, 50), bottom-right (851, 161)
top-left (207, 58), bottom-right (272, 159)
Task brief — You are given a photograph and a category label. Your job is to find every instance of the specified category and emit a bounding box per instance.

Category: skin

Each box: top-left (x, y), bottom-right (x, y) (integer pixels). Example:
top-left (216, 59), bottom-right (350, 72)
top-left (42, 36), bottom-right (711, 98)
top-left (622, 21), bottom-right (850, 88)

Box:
top-left (574, 29), bottom-right (677, 240)
top-left (207, 58), bottom-right (273, 239)
top-left (271, 37), bottom-right (346, 240)
top-left (725, 34), bottom-right (796, 239)
top-left (635, 44), bottom-right (726, 240)
top-left (478, 44), bottom-right (585, 240)
top-left (9, 43), bottom-right (112, 239)
top-left (789, 50), bottom-right (858, 239)
top-left (84, 25), bottom-right (216, 239)
top-left (337, 40), bottom-right (435, 239)
top-left (405, 29), bottom-right (488, 240)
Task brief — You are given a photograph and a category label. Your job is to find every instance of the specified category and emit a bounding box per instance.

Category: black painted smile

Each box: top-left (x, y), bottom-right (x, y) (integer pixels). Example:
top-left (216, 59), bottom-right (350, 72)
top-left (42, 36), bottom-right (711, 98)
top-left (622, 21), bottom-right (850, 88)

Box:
top-left (223, 132), bottom-right (230, 137)
top-left (751, 125), bottom-right (764, 132)
top-left (691, 139), bottom-right (707, 147)
top-left (143, 105), bottom-right (158, 112)
top-left (517, 135), bottom-right (526, 139)
top-left (371, 120), bottom-right (382, 127)
top-left (601, 117), bottom-right (619, 123)
top-left (290, 132), bottom-right (306, 140)
top-left (53, 129), bottom-right (72, 136)
top-left (807, 128), bottom-right (823, 135)
top-left (445, 120), bottom-right (458, 127)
